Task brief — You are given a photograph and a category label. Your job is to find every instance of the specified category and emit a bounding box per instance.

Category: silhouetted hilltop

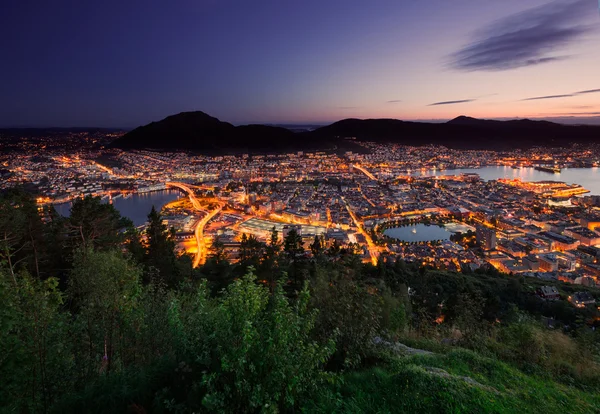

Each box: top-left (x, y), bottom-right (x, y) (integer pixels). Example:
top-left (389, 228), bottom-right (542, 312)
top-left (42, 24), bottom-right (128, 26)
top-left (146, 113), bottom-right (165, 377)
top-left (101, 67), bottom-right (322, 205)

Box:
top-left (111, 111), bottom-right (600, 153)
top-left (112, 111), bottom-right (332, 153)
top-left (446, 115), bottom-right (558, 128)
top-left (311, 116), bottom-right (599, 150)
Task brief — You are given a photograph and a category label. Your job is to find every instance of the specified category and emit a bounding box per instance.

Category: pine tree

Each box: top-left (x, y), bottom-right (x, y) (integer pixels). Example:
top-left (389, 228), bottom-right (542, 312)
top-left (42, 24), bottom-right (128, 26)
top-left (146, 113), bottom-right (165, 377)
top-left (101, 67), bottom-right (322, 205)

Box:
top-left (310, 235), bottom-right (324, 258)
top-left (145, 206), bottom-right (180, 286)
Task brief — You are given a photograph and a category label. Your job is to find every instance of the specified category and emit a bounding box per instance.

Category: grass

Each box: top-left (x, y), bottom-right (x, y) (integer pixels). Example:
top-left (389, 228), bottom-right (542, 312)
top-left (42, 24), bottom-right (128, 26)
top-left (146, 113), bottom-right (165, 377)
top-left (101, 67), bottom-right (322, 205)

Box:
top-left (305, 349), bottom-right (600, 414)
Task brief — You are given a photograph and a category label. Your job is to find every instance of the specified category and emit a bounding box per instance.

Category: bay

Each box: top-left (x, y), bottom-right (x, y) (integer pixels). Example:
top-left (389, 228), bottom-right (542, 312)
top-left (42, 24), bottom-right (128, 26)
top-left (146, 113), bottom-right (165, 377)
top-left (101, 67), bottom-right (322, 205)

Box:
top-left (54, 189), bottom-right (183, 226)
top-left (411, 166), bottom-right (600, 196)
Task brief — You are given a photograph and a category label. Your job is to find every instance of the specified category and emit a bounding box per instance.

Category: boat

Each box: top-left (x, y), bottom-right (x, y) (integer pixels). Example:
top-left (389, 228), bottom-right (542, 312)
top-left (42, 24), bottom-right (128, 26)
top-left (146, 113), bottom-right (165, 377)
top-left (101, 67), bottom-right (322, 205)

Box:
top-left (534, 166), bottom-right (561, 174)
top-left (411, 228), bottom-right (417, 234)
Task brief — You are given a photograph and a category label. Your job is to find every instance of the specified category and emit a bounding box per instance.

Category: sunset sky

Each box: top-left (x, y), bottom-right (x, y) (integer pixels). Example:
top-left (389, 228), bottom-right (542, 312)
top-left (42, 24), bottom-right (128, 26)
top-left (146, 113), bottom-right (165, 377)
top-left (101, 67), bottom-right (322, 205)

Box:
top-left (2, 0), bottom-right (599, 127)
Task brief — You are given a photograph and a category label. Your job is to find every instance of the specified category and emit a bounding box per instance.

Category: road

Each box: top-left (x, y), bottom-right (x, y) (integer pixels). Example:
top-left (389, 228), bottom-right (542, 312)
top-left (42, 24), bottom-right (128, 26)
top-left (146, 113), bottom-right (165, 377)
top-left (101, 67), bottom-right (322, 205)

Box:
top-left (352, 164), bottom-right (377, 181)
top-left (193, 204), bottom-right (223, 267)
top-left (342, 197), bottom-right (379, 266)
top-left (166, 182), bottom-right (223, 267)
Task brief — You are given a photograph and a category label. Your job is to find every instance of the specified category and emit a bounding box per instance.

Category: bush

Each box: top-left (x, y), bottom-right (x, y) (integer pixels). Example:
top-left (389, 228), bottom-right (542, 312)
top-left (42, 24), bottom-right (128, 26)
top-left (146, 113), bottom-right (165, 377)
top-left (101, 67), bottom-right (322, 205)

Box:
top-left (170, 269), bottom-right (335, 413)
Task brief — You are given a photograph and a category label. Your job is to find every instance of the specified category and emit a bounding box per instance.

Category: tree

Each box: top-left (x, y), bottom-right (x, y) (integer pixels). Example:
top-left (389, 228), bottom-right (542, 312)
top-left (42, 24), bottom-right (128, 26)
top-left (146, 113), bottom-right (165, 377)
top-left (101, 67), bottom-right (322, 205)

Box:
top-left (327, 239), bottom-right (341, 259)
top-left (283, 228), bottom-right (306, 287)
top-left (0, 268), bottom-right (71, 413)
top-left (239, 233), bottom-right (264, 267)
top-left (283, 228), bottom-right (303, 259)
top-left (261, 227), bottom-right (282, 291)
top-left (68, 196), bottom-right (128, 251)
top-left (197, 270), bottom-right (334, 412)
top-left (0, 196), bottom-right (27, 284)
top-left (0, 189), bottom-right (55, 282)
top-left (310, 235), bottom-right (324, 258)
top-left (124, 225), bottom-right (145, 264)
top-left (202, 236), bottom-right (233, 292)
top-left (208, 236), bottom-right (228, 265)
top-left (309, 266), bottom-right (381, 368)
top-left (145, 206), bottom-right (180, 286)
top-left (69, 249), bottom-right (142, 379)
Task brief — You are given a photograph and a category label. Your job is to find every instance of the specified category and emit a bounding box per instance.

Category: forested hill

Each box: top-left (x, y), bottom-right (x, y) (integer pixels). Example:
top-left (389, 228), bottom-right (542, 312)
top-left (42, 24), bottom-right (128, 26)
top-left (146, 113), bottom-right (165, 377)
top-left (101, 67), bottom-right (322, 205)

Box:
top-left (110, 111), bottom-right (600, 153)
top-left (1, 189), bottom-right (599, 413)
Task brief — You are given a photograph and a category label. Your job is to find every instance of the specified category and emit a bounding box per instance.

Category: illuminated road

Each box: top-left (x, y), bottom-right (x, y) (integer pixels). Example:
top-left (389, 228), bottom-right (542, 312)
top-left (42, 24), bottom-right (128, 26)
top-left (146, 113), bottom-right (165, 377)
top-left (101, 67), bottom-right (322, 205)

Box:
top-left (342, 197), bottom-right (379, 266)
top-left (193, 205), bottom-right (223, 267)
top-left (352, 164), bottom-right (377, 181)
top-left (166, 182), bottom-right (203, 209)
top-left (166, 182), bottom-right (223, 267)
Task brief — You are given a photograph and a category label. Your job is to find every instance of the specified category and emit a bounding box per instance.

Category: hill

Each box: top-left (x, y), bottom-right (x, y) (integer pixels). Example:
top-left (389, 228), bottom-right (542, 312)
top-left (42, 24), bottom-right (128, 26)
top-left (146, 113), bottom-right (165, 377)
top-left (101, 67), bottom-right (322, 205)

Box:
top-left (111, 111), bottom-right (333, 153)
top-left (310, 115), bottom-right (600, 150)
top-left (307, 349), bottom-right (600, 413)
top-left (111, 111), bottom-right (600, 153)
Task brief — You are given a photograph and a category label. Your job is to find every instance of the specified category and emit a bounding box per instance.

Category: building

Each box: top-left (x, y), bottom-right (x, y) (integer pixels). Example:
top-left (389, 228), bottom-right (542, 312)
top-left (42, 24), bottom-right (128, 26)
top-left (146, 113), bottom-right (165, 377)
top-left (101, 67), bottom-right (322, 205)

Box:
top-left (476, 225), bottom-right (497, 250)
top-left (539, 231), bottom-right (580, 252)
top-left (563, 227), bottom-right (600, 246)
top-left (523, 255), bottom-right (540, 271)
top-left (537, 286), bottom-right (560, 301)
top-left (568, 291), bottom-right (596, 308)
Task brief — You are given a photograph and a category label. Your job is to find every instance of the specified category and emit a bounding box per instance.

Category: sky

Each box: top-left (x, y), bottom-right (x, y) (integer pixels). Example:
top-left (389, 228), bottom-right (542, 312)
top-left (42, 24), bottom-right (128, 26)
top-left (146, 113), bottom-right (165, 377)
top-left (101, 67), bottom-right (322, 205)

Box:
top-left (1, 0), bottom-right (599, 127)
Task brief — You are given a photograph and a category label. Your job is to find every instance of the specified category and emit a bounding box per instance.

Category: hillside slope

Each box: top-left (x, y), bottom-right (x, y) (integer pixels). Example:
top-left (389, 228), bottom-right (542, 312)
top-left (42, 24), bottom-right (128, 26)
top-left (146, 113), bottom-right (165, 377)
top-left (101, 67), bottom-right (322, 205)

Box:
top-left (307, 349), bottom-right (600, 413)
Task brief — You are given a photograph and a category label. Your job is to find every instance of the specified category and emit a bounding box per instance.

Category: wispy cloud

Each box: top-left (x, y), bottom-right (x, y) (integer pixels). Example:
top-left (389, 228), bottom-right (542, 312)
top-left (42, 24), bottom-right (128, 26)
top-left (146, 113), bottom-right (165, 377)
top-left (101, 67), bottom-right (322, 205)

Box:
top-left (560, 112), bottom-right (600, 116)
top-left (428, 99), bottom-right (475, 106)
top-left (449, 0), bottom-right (591, 71)
top-left (521, 94), bottom-right (574, 101)
top-left (386, 100), bottom-right (402, 103)
top-left (520, 87), bottom-right (600, 101)
top-left (575, 89), bottom-right (600, 95)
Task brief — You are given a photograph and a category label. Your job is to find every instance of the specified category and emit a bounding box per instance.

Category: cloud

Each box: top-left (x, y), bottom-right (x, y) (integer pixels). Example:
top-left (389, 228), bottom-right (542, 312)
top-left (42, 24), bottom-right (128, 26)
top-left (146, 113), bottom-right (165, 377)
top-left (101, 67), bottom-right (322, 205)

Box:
top-left (521, 94), bottom-right (574, 101)
top-left (520, 88), bottom-right (600, 101)
top-left (428, 99), bottom-right (475, 106)
top-left (449, 0), bottom-right (592, 71)
top-left (575, 89), bottom-right (600, 95)
top-left (386, 100), bottom-right (402, 103)
top-left (337, 106), bottom-right (359, 109)
top-left (561, 112), bottom-right (600, 116)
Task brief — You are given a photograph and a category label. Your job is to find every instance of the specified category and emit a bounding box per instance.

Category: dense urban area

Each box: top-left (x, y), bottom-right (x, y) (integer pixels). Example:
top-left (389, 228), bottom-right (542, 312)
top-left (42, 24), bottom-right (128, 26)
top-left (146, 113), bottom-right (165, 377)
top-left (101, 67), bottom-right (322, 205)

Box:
top-left (1, 130), bottom-right (600, 413)
top-left (3, 132), bottom-right (600, 289)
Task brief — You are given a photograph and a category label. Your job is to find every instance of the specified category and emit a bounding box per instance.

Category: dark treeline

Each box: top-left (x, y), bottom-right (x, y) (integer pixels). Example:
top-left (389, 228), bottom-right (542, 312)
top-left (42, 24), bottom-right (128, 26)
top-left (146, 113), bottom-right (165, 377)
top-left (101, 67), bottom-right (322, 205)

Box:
top-left (1, 190), bottom-right (599, 413)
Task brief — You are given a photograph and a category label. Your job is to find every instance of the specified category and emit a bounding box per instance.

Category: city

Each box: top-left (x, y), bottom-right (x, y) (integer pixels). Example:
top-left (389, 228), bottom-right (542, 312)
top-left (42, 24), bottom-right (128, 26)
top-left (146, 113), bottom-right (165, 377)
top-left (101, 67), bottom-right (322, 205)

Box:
top-left (3, 132), bottom-right (600, 295)
top-left (2, 0), bottom-right (600, 412)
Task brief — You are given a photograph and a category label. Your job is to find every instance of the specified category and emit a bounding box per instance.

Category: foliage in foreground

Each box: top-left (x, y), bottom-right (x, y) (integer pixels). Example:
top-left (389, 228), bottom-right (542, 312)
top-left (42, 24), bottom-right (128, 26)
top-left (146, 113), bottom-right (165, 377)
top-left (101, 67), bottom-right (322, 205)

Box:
top-left (1, 257), bottom-right (334, 413)
top-left (1, 192), bottom-right (600, 413)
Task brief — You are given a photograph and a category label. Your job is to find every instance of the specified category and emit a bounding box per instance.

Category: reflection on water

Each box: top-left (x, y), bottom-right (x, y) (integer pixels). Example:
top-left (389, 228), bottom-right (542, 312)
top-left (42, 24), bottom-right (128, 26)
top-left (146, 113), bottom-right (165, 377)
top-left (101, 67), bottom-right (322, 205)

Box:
top-left (54, 189), bottom-right (182, 226)
top-left (412, 166), bottom-right (600, 196)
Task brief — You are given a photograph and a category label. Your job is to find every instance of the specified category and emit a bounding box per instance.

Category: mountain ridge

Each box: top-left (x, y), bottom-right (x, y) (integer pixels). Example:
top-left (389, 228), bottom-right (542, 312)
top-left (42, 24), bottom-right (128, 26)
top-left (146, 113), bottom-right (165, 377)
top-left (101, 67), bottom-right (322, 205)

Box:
top-left (111, 111), bottom-right (600, 153)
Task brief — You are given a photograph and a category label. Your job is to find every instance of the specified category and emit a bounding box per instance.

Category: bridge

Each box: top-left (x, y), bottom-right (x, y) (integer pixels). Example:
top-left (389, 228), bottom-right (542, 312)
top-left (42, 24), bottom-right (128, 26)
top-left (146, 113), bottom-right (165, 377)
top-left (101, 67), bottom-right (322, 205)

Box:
top-left (166, 182), bottom-right (223, 267)
top-left (351, 164), bottom-right (377, 181)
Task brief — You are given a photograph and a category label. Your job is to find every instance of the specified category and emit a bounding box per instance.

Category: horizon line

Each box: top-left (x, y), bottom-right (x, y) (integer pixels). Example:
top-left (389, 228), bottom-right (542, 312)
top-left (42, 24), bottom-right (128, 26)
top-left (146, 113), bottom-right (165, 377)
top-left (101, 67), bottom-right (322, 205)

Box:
top-left (3, 115), bottom-right (600, 129)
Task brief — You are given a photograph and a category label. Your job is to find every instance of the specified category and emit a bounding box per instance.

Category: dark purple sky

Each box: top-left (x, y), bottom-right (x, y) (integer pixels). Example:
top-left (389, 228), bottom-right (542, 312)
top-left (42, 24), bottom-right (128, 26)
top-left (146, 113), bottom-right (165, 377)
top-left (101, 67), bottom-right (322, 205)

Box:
top-left (1, 0), bottom-right (599, 127)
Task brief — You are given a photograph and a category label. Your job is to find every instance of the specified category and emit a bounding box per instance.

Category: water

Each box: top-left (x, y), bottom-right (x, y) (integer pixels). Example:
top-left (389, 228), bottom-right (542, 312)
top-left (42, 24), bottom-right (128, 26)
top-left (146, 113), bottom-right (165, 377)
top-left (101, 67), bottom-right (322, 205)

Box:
top-left (411, 166), bottom-right (600, 196)
top-left (384, 223), bottom-right (452, 242)
top-left (55, 189), bottom-right (183, 226)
